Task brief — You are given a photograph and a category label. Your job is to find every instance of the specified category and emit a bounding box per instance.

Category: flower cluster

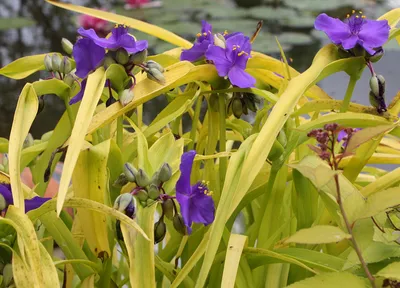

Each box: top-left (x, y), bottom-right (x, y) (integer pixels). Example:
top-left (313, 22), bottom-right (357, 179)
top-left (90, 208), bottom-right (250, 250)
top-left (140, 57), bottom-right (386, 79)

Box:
top-left (0, 183), bottom-right (50, 214)
top-left (314, 11), bottom-right (390, 56)
top-left (180, 21), bottom-right (255, 88)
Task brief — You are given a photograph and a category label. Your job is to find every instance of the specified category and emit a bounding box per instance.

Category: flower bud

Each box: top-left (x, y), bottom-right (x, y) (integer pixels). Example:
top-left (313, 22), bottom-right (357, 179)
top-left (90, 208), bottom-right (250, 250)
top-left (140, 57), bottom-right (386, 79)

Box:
top-left (116, 48), bottom-right (129, 65)
top-left (41, 131), bottom-right (53, 142)
top-left (2, 263), bottom-right (13, 287)
top-left (136, 169), bottom-right (151, 187)
top-left (38, 97), bottom-right (45, 115)
top-left (23, 133), bottom-right (34, 149)
top-left (145, 60), bottom-right (164, 73)
top-left (2, 154), bottom-right (8, 173)
top-left (104, 55), bottom-right (116, 69)
top-left (113, 173), bottom-right (129, 188)
top-left (130, 49), bottom-right (148, 65)
top-left (0, 164), bottom-right (5, 172)
top-left (119, 89), bottom-right (134, 107)
top-left (136, 189), bottom-right (149, 202)
top-left (151, 170), bottom-right (162, 186)
top-left (173, 214), bottom-right (188, 235)
top-left (63, 73), bottom-right (75, 87)
top-left (61, 38), bottom-right (73, 55)
top-left (369, 91), bottom-right (387, 113)
top-left (159, 163), bottom-right (172, 182)
top-left (60, 56), bottom-right (72, 74)
top-left (44, 54), bottom-right (53, 72)
top-left (213, 33), bottom-right (226, 49)
top-left (0, 193), bottom-right (7, 211)
top-left (367, 47), bottom-right (384, 62)
top-left (232, 97), bottom-right (243, 118)
top-left (148, 184), bottom-right (160, 200)
top-left (113, 193), bottom-right (136, 217)
top-left (162, 199), bottom-right (174, 220)
top-left (51, 54), bottom-right (62, 72)
top-left (147, 68), bottom-right (166, 85)
top-left (369, 75), bottom-right (380, 97)
top-left (277, 130), bottom-right (287, 148)
top-left (124, 163), bottom-right (137, 182)
top-left (154, 219), bottom-right (167, 244)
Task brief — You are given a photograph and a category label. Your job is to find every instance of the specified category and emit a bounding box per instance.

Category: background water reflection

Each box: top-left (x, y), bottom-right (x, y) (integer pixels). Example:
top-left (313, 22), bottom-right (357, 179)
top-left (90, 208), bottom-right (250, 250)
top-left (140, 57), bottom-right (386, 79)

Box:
top-left (0, 0), bottom-right (398, 138)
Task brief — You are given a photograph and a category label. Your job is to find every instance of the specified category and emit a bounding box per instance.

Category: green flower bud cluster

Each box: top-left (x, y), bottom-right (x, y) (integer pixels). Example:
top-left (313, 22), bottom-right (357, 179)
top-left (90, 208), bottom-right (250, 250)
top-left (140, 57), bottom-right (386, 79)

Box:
top-left (369, 74), bottom-right (387, 114)
top-left (116, 162), bottom-right (172, 207)
top-left (144, 60), bottom-right (166, 85)
top-left (0, 154), bottom-right (9, 173)
top-left (44, 54), bottom-right (73, 75)
top-left (227, 92), bottom-right (260, 119)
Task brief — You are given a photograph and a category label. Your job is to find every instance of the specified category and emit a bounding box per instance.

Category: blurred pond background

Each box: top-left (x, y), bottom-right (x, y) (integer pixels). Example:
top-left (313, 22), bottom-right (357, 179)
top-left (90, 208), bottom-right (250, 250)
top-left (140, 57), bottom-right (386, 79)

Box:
top-left (0, 0), bottom-right (399, 138)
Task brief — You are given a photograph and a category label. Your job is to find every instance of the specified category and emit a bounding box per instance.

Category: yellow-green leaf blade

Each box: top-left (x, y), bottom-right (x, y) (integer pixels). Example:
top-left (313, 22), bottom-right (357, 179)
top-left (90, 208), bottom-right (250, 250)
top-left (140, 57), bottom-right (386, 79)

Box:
top-left (286, 272), bottom-right (368, 288)
top-left (376, 262), bottom-right (400, 281)
top-left (221, 234), bottom-right (248, 288)
top-left (285, 225), bottom-right (351, 244)
top-left (0, 54), bottom-right (46, 79)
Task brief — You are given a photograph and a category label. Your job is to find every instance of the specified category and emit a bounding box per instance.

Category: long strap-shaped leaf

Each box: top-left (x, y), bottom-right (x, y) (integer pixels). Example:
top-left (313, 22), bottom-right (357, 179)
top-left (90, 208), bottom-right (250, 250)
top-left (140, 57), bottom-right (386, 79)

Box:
top-left (221, 234), bottom-right (248, 288)
top-left (9, 83), bottom-right (38, 210)
top-left (57, 68), bottom-right (106, 215)
top-left (45, 0), bottom-right (192, 49)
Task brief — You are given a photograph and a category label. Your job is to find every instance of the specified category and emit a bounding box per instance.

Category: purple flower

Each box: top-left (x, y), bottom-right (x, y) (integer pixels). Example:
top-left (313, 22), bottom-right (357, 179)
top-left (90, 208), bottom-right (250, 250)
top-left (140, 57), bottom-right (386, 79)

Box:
top-left (314, 12), bottom-right (390, 55)
top-left (205, 33), bottom-right (256, 88)
top-left (69, 79), bottom-right (87, 105)
top-left (337, 128), bottom-right (361, 146)
top-left (77, 25), bottom-right (148, 54)
top-left (0, 184), bottom-right (51, 213)
top-left (180, 20), bottom-right (213, 62)
top-left (73, 38), bottom-right (105, 79)
top-left (175, 151), bottom-right (215, 234)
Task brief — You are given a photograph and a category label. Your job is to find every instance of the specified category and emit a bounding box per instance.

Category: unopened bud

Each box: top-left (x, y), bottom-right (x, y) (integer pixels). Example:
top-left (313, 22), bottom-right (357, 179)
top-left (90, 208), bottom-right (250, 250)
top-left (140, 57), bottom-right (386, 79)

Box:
top-left (2, 263), bottom-right (13, 287)
top-left (145, 60), bottom-right (164, 73)
top-left (147, 68), bottom-right (166, 85)
top-left (61, 38), bottom-right (74, 55)
top-left (277, 130), bottom-right (287, 148)
top-left (119, 89), bottom-right (134, 107)
top-left (162, 199), bottom-right (174, 220)
top-left (368, 47), bottom-right (384, 62)
top-left (130, 49), bottom-right (148, 65)
top-left (154, 219), bottom-right (167, 244)
top-left (136, 189), bottom-right (149, 202)
top-left (104, 55), bottom-right (116, 69)
top-left (213, 33), bottom-right (226, 49)
top-left (2, 154), bottom-right (8, 173)
top-left (113, 193), bottom-right (135, 216)
top-left (60, 56), bottom-right (72, 74)
top-left (232, 98), bottom-right (243, 118)
top-left (41, 131), bottom-right (53, 142)
top-left (23, 133), bottom-right (34, 149)
top-left (0, 164), bottom-right (5, 172)
top-left (159, 163), bottom-right (172, 182)
top-left (124, 163), bottom-right (137, 182)
top-left (63, 73), bottom-right (75, 87)
top-left (38, 97), bottom-right (45, 115)
top-left (136, 169), bottom-right (151, 187)
top-left (369, 74), bottom-right (385, 99)
top-left (116, 48), bottom-right (129, 65)
top-left (0, 194), bottom-right (7, 211)
top-left (44, 54), bottom-right (53, 72)
top-left (51, 54), bottom-right (62, 72)
top-left (173, 214), bottom-right (188, 235)
top-left (148, 184), bottom-right (160, 200)
top-left (151, 170), bottom-right (162, 186)
top-left (113, 173), bottom-right (129, 187)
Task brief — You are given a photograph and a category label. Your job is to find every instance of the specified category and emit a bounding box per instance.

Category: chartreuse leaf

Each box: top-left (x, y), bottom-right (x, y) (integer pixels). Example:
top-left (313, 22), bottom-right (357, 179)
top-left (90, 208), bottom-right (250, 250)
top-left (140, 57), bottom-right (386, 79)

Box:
top-left (221, 234), bottom-right (248, 288)
top-left (45, 0), bottom-right (192, 48)
top-left (57, 68), bottom-right (106, 215)
top-left (9, 84), bottom-right (38, 210)
top-left (286, 272), bottom-right (368, 288)
top-left (378, 8), bottom-right (400, 28)
top-left (32, 78), bottom-right (71, 100)
top-left (346, 124), bottom-right (395, 153)
top-left (86, 61), bottom-right (196, 134)
top-left (376, 262), bottom-right (400, 281)
top-left (72, 140), bottom-right (111, 257)
top-left (360, 167), bottom-right (400, 197)
top-left (285, 225), bottom-right (351, 244)
top-left (0, 54), bottom-right (46, 79)
top-left (12, 253), bottom-right (32, 287)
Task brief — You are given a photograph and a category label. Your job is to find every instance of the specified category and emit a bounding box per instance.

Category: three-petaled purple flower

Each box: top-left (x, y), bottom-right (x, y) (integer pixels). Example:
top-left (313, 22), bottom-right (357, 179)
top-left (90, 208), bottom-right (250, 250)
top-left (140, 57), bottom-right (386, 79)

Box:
top-left (314, 12), bottom-right (390, 55)
top-left (0, 183), bottom-right (51, 213)
top-left (206, 33), bottom-right (255, 88)
top-left (337, 127), bottom-right (361, 147)
top-left (175, 151), bottom-right (215, 234)
top-left (71, 25), bottom-right (148, 104)
top-left (181, 20), bottom-right (213, 62)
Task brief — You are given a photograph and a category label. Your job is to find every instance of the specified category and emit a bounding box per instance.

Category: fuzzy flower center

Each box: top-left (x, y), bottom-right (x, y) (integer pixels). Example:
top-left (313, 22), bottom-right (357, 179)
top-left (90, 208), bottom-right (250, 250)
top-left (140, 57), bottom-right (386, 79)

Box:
top-left (346, 10), bottom-right (367, 35)
top-left (193, 180), bottom-right (213, 197)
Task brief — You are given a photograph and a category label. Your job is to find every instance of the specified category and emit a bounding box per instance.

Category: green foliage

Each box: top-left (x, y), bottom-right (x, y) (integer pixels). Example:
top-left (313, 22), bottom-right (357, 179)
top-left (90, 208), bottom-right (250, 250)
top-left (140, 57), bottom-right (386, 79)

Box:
top-left (1, 1), bottom-right (400, 288)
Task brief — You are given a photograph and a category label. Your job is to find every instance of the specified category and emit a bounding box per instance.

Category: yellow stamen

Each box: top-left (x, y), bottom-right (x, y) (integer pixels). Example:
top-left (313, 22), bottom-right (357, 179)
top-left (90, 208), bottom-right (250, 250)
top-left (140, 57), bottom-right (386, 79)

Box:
top-left (359, 11), bottom-right (363, 14)
top-left (352, 10), bottom-right (356, 14)
top-left (238, 51), bottom-right (248, 56)
top-left (346, 14), bottom-right (350, 18)
top-left (203, 32), bottom-right (208, 36)
top-left (196, 33), bottom-right (201, 37)
top-left (202, 180), bottom-right (206, 184)
top-left (355, 15), bottom-right (359, 18)
top-left (223, 30), bottom-right (229, 35)
top-left (362, 15), bottom-right (366, 19)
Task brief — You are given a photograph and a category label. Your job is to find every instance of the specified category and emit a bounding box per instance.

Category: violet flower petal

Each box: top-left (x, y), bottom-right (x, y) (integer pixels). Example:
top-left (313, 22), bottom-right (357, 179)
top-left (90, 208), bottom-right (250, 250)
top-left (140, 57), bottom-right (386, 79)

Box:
top-left (176, 150), bottom-right (196, 196)
top-left (190, 186), bottom-right (215, 225)
top-left (341, 35), bottom-right (359, 50)
top-left (73, 38), bottom-right (105, 79)
top-left (314, 13), bottom-right (351, 45)
top-left (25, 196), bottom-right (51, 213)
top-left (228, 66), bottom-right (256, 88)
top-left (205, 46), bottom-right (232, 77)
top-left (181, 41), bottom-right (211, 62)
top-left (358, 19), bottom-right (390, 48)
top-left (0, 184), bottom-right (13, 205)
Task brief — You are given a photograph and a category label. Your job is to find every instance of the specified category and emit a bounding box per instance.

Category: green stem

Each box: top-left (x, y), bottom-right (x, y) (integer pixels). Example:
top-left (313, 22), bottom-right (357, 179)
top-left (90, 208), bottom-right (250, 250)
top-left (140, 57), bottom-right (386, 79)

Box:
top-left (117, 115), bottom-right (123, 151)
top-left (340, 76), bottom-right (357, 112)
top-left (188, 95), bottom-right (203, 151)
top-left (64, 97), bottom-right (75, 127)
top-left (218, 94), bottom-right (227, 188)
